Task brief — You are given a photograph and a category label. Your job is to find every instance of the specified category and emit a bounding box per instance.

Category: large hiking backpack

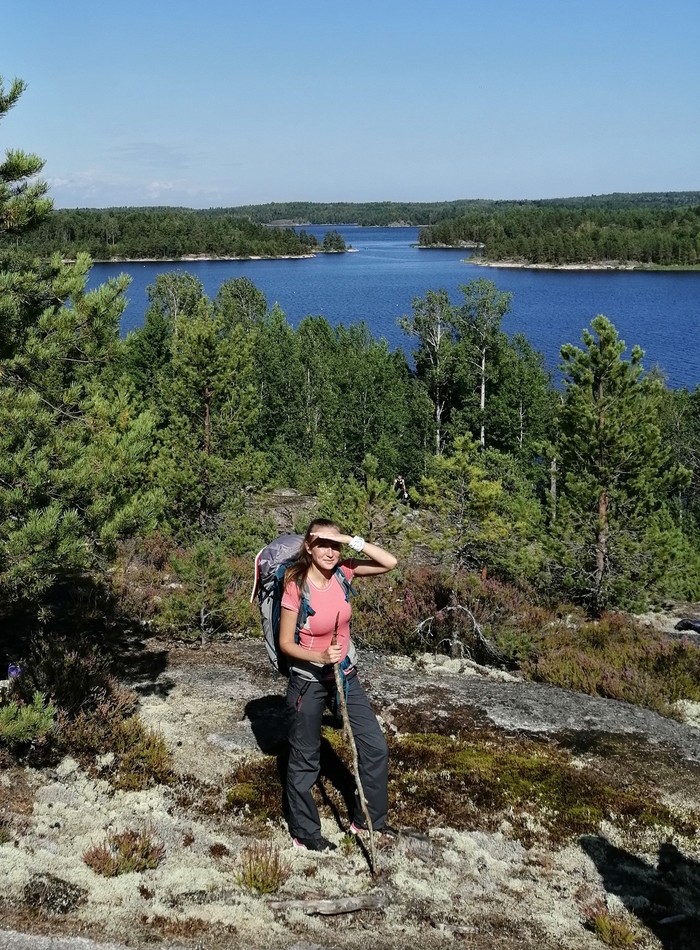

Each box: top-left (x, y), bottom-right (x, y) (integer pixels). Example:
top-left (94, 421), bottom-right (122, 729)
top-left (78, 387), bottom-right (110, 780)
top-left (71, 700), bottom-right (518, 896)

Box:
top-left (251, 533), bottom-right (356, 676)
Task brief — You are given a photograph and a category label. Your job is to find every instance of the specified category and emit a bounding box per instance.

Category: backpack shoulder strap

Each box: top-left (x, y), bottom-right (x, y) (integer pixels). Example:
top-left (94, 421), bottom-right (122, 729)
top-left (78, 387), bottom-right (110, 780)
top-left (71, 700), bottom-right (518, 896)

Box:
top-left (295, 580), bottom-right (315, 643)
top-left (334, 565), bottom-right (356, 602)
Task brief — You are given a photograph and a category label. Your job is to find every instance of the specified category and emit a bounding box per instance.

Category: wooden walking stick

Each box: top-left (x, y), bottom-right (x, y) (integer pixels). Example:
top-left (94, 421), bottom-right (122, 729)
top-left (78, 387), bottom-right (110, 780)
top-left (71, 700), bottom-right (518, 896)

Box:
top-left (331, 611), bottom-right (377, 875)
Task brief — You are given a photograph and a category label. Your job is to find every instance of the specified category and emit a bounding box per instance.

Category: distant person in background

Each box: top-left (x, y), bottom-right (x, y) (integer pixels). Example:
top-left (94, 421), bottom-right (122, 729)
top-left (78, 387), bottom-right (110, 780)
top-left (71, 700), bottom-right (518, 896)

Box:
top-left (279, 518), bottom-right (397, 852)
top-left (393, 474), bottom-right (408, 500)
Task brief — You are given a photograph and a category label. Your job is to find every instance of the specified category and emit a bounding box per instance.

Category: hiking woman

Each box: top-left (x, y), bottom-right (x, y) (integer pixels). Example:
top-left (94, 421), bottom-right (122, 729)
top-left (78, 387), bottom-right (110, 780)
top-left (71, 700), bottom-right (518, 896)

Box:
top-left (280, 518), bottom-right (397, 852)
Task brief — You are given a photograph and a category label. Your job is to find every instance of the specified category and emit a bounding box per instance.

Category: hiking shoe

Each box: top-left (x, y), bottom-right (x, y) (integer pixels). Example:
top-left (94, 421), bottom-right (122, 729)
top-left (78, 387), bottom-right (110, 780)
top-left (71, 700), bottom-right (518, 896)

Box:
top-left (350, 821), bottom-right (398, 840)
top-left (293, 835), bottom-right (337, 852)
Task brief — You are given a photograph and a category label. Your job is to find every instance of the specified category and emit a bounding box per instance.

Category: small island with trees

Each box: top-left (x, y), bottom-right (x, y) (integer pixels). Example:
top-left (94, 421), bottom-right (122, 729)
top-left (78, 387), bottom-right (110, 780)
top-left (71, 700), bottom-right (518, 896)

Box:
top-left (418, 200), bottom-right (700, 269)
top-left (12, 207), bottom-right (348, 261)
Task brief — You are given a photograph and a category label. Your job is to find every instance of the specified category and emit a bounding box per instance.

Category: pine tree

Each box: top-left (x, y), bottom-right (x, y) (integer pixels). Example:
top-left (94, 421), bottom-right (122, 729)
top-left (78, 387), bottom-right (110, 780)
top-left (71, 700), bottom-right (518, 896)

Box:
top-left (155, 292), bottom-right (260, 538)
top-left (416, 436), bottom-right (509, 570)
top-left (1, 76), bottom-right (55, 362)
top-left (158, 541), bottom-right (235, 644)
top-left (0, 78), bottom-right (162, 618)
top-left (294, 315), bottom-right (343, 480)
top-left (551, 315), bottom-right (690, 611)
top-left (486, 333), bottom-right (556, 456)
top-left (317, 453), bottom-right (399, 545)
top-left (251, 304), bottom-right (307, 484)
top-left (0, 267), bottom-right (163, 609)
top-left (0, 77), bottom-right (52, 237)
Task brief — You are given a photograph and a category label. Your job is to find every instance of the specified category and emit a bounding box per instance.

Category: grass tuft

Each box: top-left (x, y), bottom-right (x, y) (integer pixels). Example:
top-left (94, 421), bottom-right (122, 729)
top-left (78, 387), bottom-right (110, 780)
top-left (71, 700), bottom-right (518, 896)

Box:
top-left (583, 900), bottom-right (639, 947)
top-left (236, 840), bottom-right (290, 895)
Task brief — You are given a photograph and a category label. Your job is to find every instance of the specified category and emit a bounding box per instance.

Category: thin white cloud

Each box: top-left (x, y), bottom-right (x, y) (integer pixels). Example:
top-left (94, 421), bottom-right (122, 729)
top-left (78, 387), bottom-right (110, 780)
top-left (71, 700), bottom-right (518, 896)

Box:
top-left (110, 141), bottom-right (201, 171)
top-left (147, 178), bottom-right (229, 199)
top-left (47, 168), bottom-right (232, 208)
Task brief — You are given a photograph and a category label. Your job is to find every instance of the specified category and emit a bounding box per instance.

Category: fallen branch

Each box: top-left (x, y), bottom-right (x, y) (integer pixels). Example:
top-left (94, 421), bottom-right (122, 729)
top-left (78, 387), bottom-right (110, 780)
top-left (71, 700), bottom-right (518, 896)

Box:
top-left (269, 892), bottom-right (388, 916)
top-left (415, 604), bottom-right (508, 667)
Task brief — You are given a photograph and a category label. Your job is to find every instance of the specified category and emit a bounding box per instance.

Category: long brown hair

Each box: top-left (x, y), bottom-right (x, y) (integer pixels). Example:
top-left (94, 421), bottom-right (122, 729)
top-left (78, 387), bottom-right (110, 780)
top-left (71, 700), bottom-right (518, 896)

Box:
top-left (284, 518), bottom-right (339, 591)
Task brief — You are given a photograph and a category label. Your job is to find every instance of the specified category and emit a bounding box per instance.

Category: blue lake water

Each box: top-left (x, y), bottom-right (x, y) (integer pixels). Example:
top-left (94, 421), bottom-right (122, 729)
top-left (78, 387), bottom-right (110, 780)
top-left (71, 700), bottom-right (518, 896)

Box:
top-left (88, 226), bottom-right (700, 389)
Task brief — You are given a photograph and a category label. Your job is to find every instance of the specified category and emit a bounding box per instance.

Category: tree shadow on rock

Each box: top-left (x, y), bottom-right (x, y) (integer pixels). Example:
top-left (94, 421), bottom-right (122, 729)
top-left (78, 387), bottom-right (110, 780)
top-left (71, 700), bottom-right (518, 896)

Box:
top-left (243, 696), bottom-right (356, 830)
top-left (2, 575), bottom-right (170, 700)
top-left (318, 717), bottom-right (358, 826)
top-left (244, 695), bottom-right (288, 755)
top-left (581, 834), bottom-right (700, 950)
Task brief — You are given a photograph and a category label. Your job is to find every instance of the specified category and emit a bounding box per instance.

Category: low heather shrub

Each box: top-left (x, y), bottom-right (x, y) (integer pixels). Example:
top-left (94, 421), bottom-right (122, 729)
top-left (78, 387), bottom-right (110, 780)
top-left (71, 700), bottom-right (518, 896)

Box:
top-left (350, 565), bottom-right (550, 659)
top-left (345, 567), bottom-right (700, 717)
top-left (10, 639), bottom-right (115, 716)
top-left (58, 701), bottom-right (173, 790)
top-left (111, 716), bottom-right (174, 791)
top-left (83, 829), bottom-right (165, 876)
top-left (524, 612), bottom-right (700, 716)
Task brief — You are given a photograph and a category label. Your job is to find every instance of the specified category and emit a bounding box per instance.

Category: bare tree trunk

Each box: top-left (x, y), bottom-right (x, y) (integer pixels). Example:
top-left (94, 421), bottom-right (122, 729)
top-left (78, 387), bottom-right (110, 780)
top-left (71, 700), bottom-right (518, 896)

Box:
top-left (595, 489), bottom-right (608, 608)
top-left (479, 346), bottom-right (486, 447)
top-left (518, 400), bottom-right (525, 448)
top-left (199, 385), bottom-right (212, 529)
top-left (435, 392), bottom-right (443, 456)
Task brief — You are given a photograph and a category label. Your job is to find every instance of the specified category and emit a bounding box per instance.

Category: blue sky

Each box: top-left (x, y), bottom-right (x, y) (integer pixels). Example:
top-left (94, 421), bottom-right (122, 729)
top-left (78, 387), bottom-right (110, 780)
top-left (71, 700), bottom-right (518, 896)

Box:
top-left (2, 0), bottom-right (699, 208)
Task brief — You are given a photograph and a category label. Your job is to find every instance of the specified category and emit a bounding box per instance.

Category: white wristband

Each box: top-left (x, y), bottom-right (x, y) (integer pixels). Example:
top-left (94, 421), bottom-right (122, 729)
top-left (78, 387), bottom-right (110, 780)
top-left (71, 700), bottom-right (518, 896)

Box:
top-left (349, 535), bottom-right (365, 552)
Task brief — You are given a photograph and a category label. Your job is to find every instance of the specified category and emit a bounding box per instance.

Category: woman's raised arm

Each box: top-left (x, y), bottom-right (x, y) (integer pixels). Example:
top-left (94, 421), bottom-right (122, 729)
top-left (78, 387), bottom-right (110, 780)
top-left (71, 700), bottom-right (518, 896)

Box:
top-left (308, 526), bottom-right (397, 577)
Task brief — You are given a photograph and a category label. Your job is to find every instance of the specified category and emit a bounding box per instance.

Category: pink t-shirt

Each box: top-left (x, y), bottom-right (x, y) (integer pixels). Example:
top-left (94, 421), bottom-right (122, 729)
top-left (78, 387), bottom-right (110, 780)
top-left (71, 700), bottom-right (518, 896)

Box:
top-left (281, 563), bottom-right (355, 667)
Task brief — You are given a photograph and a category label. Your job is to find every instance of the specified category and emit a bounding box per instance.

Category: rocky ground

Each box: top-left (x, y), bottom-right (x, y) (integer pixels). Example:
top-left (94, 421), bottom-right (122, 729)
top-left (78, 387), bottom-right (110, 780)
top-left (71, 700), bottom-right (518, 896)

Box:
top-left (2, 620), bottom-right (700, 950)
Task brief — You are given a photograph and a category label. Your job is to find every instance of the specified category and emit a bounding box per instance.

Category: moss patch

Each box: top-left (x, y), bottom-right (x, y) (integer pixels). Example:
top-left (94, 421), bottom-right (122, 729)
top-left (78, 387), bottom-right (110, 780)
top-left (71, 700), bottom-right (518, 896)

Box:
top-left (388, 731), bottom-right (698, 844)
top-left (224, 758), bottom-right (282, 825)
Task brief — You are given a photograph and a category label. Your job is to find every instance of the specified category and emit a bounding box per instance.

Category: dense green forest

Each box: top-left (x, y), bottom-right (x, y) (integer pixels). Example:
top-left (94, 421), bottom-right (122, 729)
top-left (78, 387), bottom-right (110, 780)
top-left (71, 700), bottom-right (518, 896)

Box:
top-left (10, 207), bottom-right (346, 260)
top-left (419, 205), bottom-right (700, 266)
top-left (3, 76), bottom-right (700, 663)
top-left (222, 192), bottom-right (700, 226)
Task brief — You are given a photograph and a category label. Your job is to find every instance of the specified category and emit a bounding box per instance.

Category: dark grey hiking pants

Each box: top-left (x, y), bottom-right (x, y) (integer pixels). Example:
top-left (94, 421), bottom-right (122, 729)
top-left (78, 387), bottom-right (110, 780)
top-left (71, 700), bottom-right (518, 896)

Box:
top-left (285, 671), bottom-right (389, 840)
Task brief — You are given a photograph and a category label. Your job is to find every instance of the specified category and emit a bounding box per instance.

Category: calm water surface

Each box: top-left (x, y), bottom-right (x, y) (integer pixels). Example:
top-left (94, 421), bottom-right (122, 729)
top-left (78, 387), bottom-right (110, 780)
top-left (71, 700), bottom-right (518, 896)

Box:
top-left (88, 226), bottom-right (700, 389)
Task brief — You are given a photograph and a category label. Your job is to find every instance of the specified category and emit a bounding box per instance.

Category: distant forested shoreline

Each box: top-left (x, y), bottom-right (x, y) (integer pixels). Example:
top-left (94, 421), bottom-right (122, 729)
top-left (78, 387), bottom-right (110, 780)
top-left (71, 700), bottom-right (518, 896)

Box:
top-left (10, 207), bottom-right (346, 261)
top-left (12, 193), bottom-right (700, 264)
top-left (419, 204), bottom-right (700, 268)
top-left (223, 191), bottom-right (700, 226)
